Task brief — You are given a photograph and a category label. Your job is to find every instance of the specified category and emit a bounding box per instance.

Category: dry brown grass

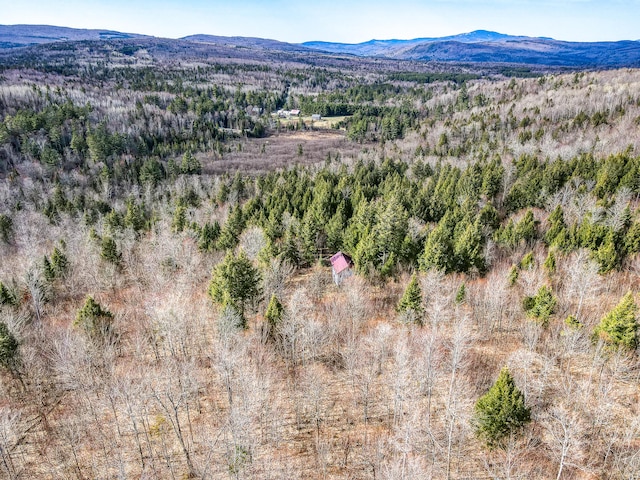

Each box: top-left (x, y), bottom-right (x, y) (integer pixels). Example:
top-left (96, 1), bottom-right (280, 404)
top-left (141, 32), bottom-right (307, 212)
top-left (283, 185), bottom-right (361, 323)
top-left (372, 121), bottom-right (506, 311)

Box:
top-left (202, 130), bottom-right (369, 175)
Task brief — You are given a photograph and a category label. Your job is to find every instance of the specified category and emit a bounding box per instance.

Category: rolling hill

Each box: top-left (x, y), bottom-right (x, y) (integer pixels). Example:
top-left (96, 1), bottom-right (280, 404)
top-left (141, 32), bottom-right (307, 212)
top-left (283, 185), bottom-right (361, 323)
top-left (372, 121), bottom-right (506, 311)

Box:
top-left (181, 34), bottom-right (311, 54)
top-left (0, 24), bottom-right (148, 48)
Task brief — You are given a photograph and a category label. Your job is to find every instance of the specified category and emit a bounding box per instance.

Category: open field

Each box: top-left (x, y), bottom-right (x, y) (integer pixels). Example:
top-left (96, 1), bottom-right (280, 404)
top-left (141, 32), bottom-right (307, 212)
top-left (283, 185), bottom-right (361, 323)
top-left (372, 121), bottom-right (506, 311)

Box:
top-left (274, 115), bottom-right (349, 130)
top-left (199, 129), bottom-right (363, 175)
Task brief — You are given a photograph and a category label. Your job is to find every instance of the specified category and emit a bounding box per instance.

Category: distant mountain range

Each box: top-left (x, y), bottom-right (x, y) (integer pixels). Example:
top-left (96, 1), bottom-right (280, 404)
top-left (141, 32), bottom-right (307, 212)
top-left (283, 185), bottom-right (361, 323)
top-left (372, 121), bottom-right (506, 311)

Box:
top-left (181, 34), bottom-right (312, 54)
top-left (0, 24), bottom-right (147, 49)
top-left (302, 30), bottom-right (640, 67)
top-left (1, 24), bottom-right (640, 68)
top-left (302, 30), bottom-right (524, 56)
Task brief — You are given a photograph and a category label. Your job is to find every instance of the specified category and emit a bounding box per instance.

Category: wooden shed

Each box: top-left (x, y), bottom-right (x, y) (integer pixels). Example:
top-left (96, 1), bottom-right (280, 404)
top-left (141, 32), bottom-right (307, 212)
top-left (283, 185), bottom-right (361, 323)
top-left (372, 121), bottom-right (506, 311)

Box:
top-left (330, 251), bottom-right (353, 285)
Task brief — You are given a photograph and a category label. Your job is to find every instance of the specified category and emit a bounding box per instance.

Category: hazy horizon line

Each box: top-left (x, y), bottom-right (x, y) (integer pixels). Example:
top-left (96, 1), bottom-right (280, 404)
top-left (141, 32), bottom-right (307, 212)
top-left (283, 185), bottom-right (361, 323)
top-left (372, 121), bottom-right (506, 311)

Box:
top-left (3, 23), bottom-right (639, 45)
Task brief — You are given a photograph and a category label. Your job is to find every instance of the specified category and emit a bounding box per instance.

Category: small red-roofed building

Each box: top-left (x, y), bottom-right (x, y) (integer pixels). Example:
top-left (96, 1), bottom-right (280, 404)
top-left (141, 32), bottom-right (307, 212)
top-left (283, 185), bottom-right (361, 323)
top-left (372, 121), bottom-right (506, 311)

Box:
top-left (330, 251), bottom-right (353, 285)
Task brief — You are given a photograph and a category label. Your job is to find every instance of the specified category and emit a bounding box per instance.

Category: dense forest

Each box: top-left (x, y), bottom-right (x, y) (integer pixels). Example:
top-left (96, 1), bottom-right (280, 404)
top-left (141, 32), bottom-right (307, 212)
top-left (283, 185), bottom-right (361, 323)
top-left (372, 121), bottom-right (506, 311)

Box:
top-left (0, 41), bottom-right (639, 479)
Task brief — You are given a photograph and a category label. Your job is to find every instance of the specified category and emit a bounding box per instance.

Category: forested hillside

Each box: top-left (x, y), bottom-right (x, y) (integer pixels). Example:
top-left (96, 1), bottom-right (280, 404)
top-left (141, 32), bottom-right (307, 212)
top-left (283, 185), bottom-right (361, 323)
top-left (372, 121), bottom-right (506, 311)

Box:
top-left (0, 43), bottom-right (639, 479)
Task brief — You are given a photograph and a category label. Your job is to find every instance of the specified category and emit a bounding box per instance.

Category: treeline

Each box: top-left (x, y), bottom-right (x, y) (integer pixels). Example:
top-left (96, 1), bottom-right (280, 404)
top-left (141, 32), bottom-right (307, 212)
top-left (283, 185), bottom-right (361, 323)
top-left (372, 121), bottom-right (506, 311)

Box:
top-left (295, 83), bottom-right (431, 141)
top-left (0, 85), bottom-right (264, 175)
top-left (388, 72), bottom-right (480, 84)
top-left (195, 152), bottom-right (640, 277)
top-left (8, 148), bottom-right (638, 284)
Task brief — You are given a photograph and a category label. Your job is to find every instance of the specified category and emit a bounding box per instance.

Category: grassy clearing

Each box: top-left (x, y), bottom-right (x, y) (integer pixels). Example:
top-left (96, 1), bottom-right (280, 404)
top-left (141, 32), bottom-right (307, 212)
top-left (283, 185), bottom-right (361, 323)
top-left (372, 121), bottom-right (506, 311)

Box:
top-left (275, 115), bottom-right (350, 130)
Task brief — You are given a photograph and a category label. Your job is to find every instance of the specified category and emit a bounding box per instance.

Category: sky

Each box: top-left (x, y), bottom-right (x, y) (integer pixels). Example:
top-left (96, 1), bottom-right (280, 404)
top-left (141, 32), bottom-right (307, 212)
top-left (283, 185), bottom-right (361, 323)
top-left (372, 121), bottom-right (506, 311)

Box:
top-left (2, 0), bottom-right (640, 43)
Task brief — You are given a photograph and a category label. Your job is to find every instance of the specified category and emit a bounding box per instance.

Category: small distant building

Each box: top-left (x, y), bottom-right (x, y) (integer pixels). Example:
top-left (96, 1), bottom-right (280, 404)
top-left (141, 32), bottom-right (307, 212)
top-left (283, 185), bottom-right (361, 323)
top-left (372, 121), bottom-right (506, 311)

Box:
top-left (289, 109), bottom-right (301, 116)
top-left (311, 114), bottom-right (322, 121)
top-left (330, 251), bottom-right (353, 285)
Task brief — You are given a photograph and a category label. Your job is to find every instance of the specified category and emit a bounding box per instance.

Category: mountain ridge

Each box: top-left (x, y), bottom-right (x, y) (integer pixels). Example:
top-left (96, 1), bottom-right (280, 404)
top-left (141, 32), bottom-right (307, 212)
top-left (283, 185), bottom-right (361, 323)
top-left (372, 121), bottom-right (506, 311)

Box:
top-left (0, 24), bottom-right (148, 48)
top-left (1, 25), bottom-right (640, 68)
top-left (301, 30), bottom-right (640, 66)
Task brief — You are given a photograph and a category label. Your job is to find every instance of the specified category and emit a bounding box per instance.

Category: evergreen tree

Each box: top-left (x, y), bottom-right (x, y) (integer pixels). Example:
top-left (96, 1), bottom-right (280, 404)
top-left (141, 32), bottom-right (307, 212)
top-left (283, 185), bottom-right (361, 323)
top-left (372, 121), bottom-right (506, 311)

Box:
top-left (472, 367), bottom-right (531, 449)
top-left (514, 210), bottom-right (538, 245)
top-left (70, 128), bottom-right (87, 157)
top-left (543, 249), bottom-right (557, 275)
top-left (352, 231), bottom-right (377, 276)
top-left (373, 196), bottom-right (408, 264)
top-left (0, 214), bottom-right (12, 244)
top-left (325, 206), bottom-right (346, 252)
top-left (100, 236), bottom-right (121, 265)
top-left (172, 204), bottom-right (187, 233)
top-left (124, 200), bottom-right (147, 232)
top-left (51, 246), bottom-right (69, 277)
top-left (264, 294), bottom-right (284, 340)
top-left (299, 213), bottom-right (320, 266)
top-left (209, 250), bottom-right (261, 325)
top-left (180, 151), bottom-right (202, 175)
top-left (624, 220), bottom-right (640, 255)
top-left (519, 252), bottom-right (535, 270)
top-left (75, 296), bottom-right (114, 341)
top-left (480, 159), bottom-right (504, 198)
top-left (139, 158), bottom-right (165, 186)
top-left (421, 218), bottom-right (454, 273)
top-left (43, 255), bottom-right (56, 282)
top-left (0, 282), bottom-right (17, 307)
top-left (453, 220), bottom-right (485, 273)
top-left (495, 210), bottom-right (538, 248)
top-left (280, 223), bottom-right (302, 267)
top-left (217, 207), bottom-right (245, 251)
top-left (494, 219), bottom-right (516, 247)
top-left (166, 158), bottom-right (180, 177)
top-left (198, 221), bottom-right (221, 252)
top-left (86, 124), bottom-right (109, 163)
top-left (545, 205), bottom-right (567, 247)
top-left (508, 265), bottom-right (519, 286)
top-left (594, 231), bottom-right (620, 273)
top-left (44, 245), bottom-right (69, 283)
top-left (104, 210), bottom-right (123, 233)
top-left (455, 283), bottom-right (466, 304)
top-left (564, 314), bottom-right (583, 330)
top-left (0, 322), bottom-right (19, 371)
top-left (523, 285), bottom-right (557, 325)
top-left (397, 274), bottom-right (423, 323)
top-left (593, 292), bottom-right (638, 350)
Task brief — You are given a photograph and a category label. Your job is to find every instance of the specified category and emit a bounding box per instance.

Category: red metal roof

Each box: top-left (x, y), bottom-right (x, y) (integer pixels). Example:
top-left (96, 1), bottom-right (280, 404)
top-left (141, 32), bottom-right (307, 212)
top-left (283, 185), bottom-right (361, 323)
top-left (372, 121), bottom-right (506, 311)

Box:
top-left (330, 252), bottom-right (352, 274)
